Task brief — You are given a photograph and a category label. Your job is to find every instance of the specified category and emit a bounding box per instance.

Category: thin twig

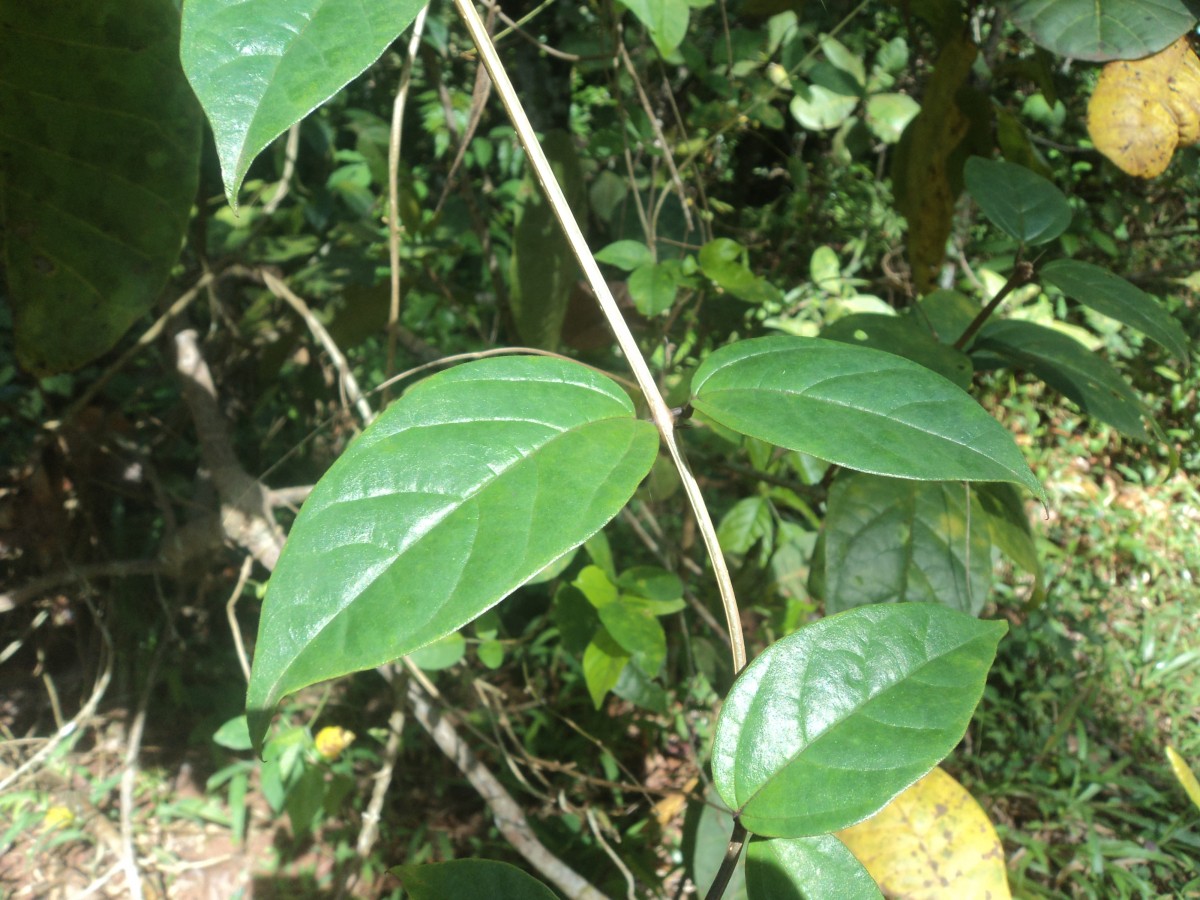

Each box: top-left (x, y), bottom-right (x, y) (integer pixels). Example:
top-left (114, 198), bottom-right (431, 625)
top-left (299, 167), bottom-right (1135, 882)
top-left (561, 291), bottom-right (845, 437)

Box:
top-left (225, 555), bottom-right (255, 682)
top-left (704, 821), bottom-right (747, 900)
top-left (262, 270), bottom-right (374, 425)
top-left (404, 677), bottom-right (607, 900)
top-left (954, 259), bottom-right (1036, 350)
top-left (385, 5), bottom-right (430, 402)
top-left (586, 807), bottom-right (637, 900)
top-left (0, 559), bottom-right (162, 614)
top-left (454, 0), bottom-right (747, 672)
top-left (262, 122), bottom-right (301, 216)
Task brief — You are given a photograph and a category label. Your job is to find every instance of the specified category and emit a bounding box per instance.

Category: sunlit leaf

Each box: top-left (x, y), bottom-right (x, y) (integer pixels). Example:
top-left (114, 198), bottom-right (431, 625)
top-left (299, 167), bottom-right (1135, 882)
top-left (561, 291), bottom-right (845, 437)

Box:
top-left (181, 0), bottom-right (426, 203)
top-left (1166, 746), bottom-right (1200, 811)
top-left (821, 313), bottom-right (973, 388)
top-left (1010, 0), bottom-right (1200, 61)
top-left (246, 357), bottom-right (658, 749)
top-left (1, 0), bottom-right (201, 374)
top-left (1041, 259), bottom-right (1188, 361)
top-left (964, 157), bottom-right (1072, 245)
top-left (837, 767), bottom-right (1012, 898)
top-left (711, 604), bottom-right (1006, 836)
top-left (690, 336), bottom-right (1041, 493)
top-left (618, 0), bottom-right (690, 56)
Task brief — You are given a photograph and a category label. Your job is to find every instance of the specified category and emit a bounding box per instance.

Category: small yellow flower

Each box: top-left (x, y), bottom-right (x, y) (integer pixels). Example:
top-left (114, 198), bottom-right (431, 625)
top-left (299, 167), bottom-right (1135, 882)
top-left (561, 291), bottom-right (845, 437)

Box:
top-left (43, 806), bottom-right (75, 830)
top-left (314, 726), bottom-right (355, 761)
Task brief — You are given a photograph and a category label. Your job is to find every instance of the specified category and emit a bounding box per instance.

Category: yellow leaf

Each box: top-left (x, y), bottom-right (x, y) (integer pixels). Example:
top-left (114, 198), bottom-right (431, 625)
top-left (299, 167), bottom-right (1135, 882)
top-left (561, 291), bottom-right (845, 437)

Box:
top-left (837, 767), bottom-right (1011, 899)
top-left (314, 725), bottom-right (355, 761)
top-left (1087, 37), bottom-right (1200, 178)
top-left (1166, 746), bottom-right (1200, 811)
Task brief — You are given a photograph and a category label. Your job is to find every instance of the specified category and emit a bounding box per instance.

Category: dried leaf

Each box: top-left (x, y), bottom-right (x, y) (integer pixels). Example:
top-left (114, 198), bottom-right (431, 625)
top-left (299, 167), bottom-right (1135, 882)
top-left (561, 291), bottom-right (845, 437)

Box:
top-left (1087, 37), bottom-right (1200, 178)
top-left (837, 766), bottom-right (1011, 898)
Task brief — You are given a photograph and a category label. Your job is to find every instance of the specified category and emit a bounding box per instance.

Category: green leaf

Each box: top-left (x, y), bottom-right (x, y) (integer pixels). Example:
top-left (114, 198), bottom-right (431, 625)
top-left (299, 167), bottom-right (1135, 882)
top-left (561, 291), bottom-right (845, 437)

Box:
top-left (584, 628), bottom-right (631, 709)
top-left (790, 84), bottom-right (860, 131)
top-left (181, 0), bottom-right (425, 203)
top-left (1, 0), bottom-right (201, 374)
top-left (711, 603), bottom-right (1006, 837)
top-left (747, 834), bottom-right (883, 899)
top-left (698, 239), bottom-right (780, 303)
top-left (1008, 0), bottom-right (1200, 61)
top-left (597, 600), bottom-right (667, 676)
top-left (629, 262), bottom-right (681, 316)
top-left (618, 0), bottom-right (690, 56)
top-left (617, 567), bottom-right (684, 605)
top-left (213, 716), bottom-right (253, 752)
top-left (408, 632), bottom-right (466, 671)
top-left (819, 34), bottom-right (867, 86)
top-left (690, 336), bottom-right (1040, 494)
top-left (972, 319), bottom-right (1149, 440)
top-left (285, 765), bottom-right (325, 837)
top-left (822, 473), bottom-right (993, 616)
top-left (718, 496), bottom-right (775, 557)
top-left (864, 92), bottom-right (921, 143)
top-left (1040, 259), bottom-right (1189, 362)
top-left (975, 483), bottom-right (1043, 600)
top-left (393, 859), bottom-right (559, 900)
top-left (821, 313), bottom-right (973, 388)
top-left (596, 240), bottom-right (655, 271)
top-left (964, 157), bottom-right (1071, 246)
top-left (247, 357), bottom-right (658, 749)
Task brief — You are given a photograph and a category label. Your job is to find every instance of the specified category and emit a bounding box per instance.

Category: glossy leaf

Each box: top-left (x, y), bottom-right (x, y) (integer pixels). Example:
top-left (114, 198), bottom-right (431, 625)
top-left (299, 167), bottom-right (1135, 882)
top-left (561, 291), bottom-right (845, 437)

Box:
top-left (821, 313), bottom-right (973, 388)
top-left (181, 0), bottom-right (426, 203)
top-left (1, 0), bottom-right (201, 374)
top-left (711, 603), bottom-right (1006, 837)
top-left (1040, 259), bottom-right (1189, 361)
top-left (1009, 0), bottom-right (1200, 62)
top-left (964, 157), bottom-right (1071, 245)
top-left (972, 319), bottom-right (1149, 440)
top-left (837, 767), bottom-right (1011, 898)
top-left (747, 834), bottom-right (882, 899)
top-left (394, 859), bottom-right (559, 900)
top-left (690, 336), bottom-right (1040, 493)
top-left (246, 357), bottom-right (658, 749)
top-left (822, 473), bottom-right (993, 616)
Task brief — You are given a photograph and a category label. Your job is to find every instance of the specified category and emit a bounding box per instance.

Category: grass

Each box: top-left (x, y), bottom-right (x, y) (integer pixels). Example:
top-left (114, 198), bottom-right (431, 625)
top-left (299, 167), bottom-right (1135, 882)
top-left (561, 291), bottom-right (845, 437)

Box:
top-left (957, 385), bottom-right (1200, 898)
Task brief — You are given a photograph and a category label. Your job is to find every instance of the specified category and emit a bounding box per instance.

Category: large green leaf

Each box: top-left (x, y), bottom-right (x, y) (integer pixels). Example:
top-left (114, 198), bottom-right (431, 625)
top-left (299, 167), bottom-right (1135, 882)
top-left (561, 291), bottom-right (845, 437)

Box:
top-left (0, 0), bottom-right (201, 374)
top-left (618, 0), bottom-right (690, 56)
top-left (393, 860), bottom-right (558, 899)
top-left (746, 834), bottom-right (882, 899)
top-left (972, 319), bottom-right (1149, 439)
top-left (1040, 259), bottom-right (1189, 362)
top-left (180, 0), bottom-right (426, 203)
top-left (964, 157), bottom-right (1071, 246)
top-left (246, 357), bottom-right (658, 748)
top-left (690, 336), bottom-right (1040, 494)
top-left (711, 604), bottom-right (1006, 837)
top-left (1008, 0), bottom-right (1200, 61)
top-left (822, 473), bottom-right (993, 616)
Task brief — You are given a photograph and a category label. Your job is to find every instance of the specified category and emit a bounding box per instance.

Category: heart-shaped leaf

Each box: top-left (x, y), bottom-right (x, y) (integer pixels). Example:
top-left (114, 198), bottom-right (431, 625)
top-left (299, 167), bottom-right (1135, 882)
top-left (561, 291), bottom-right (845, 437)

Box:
top-left (1040, 259), bottom-right (1189, 362)
top-left (964, 157), bottom-right (1071, 246)
top-left (690, 336), bottom-right (1040, 494)
top-left (747, 834), bottom-right (882, 899)
top-left (822, 473), bottom-right (993, 616)
top-left (711, 603), bottom-right (1006, 837)
top-left (394, 860), bottom-right (559, 899)
top-left (247, 357), bottom-right (658, 749)
top-left (1009, 0), bottom-right (1200, 62)
top-left (972, 319), bottom-right (1149, 440)
top-left (1, 0), bottom-right (201, 374)
top-left (181, 0), bottom-right (427, 204)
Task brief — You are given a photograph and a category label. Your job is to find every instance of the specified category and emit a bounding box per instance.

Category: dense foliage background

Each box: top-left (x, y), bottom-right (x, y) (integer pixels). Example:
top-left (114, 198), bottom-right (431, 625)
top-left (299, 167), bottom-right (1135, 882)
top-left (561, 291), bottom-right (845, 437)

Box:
top-left (1, 0), bottom-right (1197, 896)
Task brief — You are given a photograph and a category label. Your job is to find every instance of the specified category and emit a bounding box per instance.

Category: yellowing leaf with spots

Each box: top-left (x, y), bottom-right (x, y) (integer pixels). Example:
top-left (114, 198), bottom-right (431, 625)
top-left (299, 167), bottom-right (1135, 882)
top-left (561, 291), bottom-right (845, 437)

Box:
top-left (837, 767), bottom-right (1010, 899)
top-left (1087, 37), bottom-right (1200, 178)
